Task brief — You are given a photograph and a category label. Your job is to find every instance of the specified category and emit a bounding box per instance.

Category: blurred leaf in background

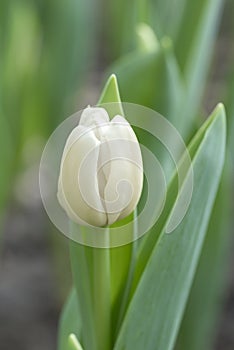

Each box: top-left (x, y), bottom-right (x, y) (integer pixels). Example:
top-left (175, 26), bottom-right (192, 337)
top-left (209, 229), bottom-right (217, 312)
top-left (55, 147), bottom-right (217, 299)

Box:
top-left (0, 110), bottom-right (14, 221)
top-left (109, 0), bottom-right (224, 138)
top-left (1, 0), bottom-right (96, 147)
top-left (0, 0), bottom-right (97, 295)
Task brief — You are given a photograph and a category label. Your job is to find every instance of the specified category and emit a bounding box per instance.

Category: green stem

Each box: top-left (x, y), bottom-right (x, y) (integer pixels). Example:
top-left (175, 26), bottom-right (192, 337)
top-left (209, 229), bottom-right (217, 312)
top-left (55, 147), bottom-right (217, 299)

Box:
top-left (114, 210), bottom-right (138, 337)
top-left (92, 243), bottom-right (111, 350)
top-left (69, 224), bottom-right (111, 350)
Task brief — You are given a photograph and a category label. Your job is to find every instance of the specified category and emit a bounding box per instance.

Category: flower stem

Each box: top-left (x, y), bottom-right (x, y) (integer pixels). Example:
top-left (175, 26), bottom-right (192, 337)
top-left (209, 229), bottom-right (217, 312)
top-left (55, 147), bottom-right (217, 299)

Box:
top-left (92, 243), bottom-right (111, 350)
top-left (69, 224), bottom-right (111, 350)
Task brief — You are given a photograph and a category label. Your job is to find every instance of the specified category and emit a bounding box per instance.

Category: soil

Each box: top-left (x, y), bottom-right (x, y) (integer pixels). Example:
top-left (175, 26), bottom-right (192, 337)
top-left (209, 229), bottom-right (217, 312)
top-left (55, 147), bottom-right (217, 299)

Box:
top-left (0, 202), bottom-right (59, 350)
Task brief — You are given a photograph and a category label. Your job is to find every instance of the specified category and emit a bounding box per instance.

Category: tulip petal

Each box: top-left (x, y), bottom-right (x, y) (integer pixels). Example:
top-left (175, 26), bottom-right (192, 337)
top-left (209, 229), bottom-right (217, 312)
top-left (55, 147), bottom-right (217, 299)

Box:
top-left (101, 117), bottom-right (143, 225)
top-left (79, 106), bottom-right (110, 128)
top-left (58, 126), bottom-right (107, 226)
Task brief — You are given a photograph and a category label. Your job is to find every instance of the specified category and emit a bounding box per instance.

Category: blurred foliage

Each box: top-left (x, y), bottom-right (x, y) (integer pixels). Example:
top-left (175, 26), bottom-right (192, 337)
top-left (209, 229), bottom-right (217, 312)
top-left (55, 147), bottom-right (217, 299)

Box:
top-left (1, 0), bottom-right (234, 349)
top-left (0, 0), bottom-right (96, 157)
top-left (0, 0), bottom-right (96, 239)
top-left (0, 0), bottom-right (96, 299)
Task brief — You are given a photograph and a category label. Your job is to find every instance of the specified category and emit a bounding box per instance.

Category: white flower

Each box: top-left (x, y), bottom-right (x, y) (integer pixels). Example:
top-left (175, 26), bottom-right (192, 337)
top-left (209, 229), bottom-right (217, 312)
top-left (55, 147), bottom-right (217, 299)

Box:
top-left (57, 106), bottom-right (143, 227)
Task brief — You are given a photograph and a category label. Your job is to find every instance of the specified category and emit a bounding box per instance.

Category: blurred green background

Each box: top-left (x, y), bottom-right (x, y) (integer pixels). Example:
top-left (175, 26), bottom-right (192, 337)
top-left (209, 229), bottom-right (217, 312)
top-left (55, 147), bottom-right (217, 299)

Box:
top-left (0, 0), bottom-right (233, 349)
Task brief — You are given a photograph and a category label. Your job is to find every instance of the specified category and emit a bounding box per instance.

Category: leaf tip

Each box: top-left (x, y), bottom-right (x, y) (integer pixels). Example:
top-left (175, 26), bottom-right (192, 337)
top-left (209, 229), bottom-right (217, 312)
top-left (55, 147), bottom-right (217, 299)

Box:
top-left (215, 102), bottom-right (225, 114)
top-left (98, 73), bottom-right (121, 104)
top-left (136, 23), bottom-right (159, 52)
top-left (97, 73), bottom-right (123, 117)
top-left (106, 73), bottom-right (119, 90)
top-left (212, 102), bottom-right (226, 130)
top-left (68, 333), bottom-right (83, 350)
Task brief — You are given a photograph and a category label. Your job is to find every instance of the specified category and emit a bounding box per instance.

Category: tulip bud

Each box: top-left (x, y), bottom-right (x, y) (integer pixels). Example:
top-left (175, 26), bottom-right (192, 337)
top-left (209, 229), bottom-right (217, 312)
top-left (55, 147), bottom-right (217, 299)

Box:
top-left (57, 106), bottom-right (143, 227)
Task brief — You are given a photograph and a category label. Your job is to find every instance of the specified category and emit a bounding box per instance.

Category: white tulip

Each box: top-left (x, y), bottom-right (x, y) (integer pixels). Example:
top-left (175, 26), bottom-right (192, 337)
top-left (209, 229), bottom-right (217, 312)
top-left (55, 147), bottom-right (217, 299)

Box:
top-left (57, 106), bottom-right (143, 227)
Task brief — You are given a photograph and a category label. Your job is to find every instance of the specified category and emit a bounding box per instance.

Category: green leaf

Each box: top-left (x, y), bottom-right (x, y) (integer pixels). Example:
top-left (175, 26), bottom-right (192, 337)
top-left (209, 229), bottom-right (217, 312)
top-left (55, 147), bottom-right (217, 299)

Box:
top-left (175, 0), bottom-right (223, 73)
top-left (113, 104), bottom-right (226, 350)
top-left (149, 0), bottom-right (224, 136)
top-left (177, 50), bottom-right (234, 350)
top-left (98, 74), bottom-right (123, 118)
top-left (132, 104), bottom-right (225, 289)
top-left (175, 0), bottom-right (224, 134)
top-left (58, 288), bottom-right (81, 350)
top-left (176, 158), bottom-right (233, 350)
top-left (67, 334), bottom-right (84, 350)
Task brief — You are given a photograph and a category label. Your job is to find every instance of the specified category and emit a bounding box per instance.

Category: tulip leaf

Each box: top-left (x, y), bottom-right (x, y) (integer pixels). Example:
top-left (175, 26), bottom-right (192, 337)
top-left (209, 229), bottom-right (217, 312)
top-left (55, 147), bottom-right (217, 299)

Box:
top-left (132, 104), bottom-right (225, 288)
top-left (176, 60), bottom-right (234, 350)
top-left (176, 159), bottom-right (232, 350)
top-left (113, 104), bottom-right (226, 350)
top-left (67, 334), bottom-right (84, 350)
top-left (175, 0), bottom-right (224, 134)
top-left (98, 74), bottom-right (123, 118)
top-left (58, 288), bottom-right (81, 350)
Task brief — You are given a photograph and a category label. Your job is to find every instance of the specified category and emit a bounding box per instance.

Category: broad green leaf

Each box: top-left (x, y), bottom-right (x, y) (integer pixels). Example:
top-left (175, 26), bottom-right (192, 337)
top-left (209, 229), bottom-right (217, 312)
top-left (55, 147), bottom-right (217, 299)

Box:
top-left (58, 289), bottom-right (81, 350)
top-left (132, 104), bottom-right (226, 290)
top-left (176, 158), bottom-right (233, 350)
top-left (177, 53), bottom-right (234, 350)
top-left (67, 334), bottom-right (84, 350)
top-left (114, 104), bottom-right (226, 350)
top-left (176, 0), bottom-right (224, 135)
